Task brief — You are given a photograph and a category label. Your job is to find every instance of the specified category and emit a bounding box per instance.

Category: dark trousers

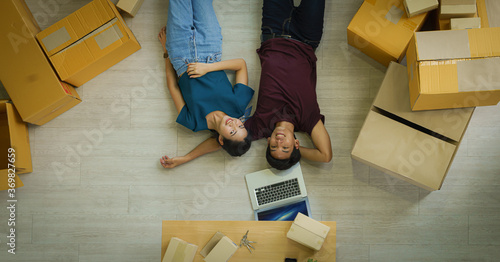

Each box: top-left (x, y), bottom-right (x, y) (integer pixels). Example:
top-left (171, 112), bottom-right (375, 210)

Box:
top-left (261, 0), bottom-right (326, 49)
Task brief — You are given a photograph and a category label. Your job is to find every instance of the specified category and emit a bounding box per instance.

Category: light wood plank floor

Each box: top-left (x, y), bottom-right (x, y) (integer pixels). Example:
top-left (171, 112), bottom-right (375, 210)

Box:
top-left (1, 0), bottom-right (499, 261)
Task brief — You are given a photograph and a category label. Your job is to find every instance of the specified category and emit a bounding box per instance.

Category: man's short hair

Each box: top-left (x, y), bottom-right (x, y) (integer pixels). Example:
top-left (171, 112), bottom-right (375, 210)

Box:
top-left (217, 133), bottom-right (252, 157)
top-left (266, 144), bottom-right (301, 170)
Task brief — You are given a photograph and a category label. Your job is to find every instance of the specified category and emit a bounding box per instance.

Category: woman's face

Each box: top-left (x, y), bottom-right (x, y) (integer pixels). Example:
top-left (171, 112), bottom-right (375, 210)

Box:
top-left (218, 115), bottom-right (247, 141)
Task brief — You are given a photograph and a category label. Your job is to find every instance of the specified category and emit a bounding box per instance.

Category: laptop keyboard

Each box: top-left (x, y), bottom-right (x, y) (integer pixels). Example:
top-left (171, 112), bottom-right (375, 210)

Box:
top-left (255, 178), bottom-right (301, 206)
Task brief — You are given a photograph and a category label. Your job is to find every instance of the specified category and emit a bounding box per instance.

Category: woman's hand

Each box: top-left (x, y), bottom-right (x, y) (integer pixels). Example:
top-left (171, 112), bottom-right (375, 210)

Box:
top-left (160, 155), bottom-right (185, 169)
top-left (187, 63), bottom-right (211, 78)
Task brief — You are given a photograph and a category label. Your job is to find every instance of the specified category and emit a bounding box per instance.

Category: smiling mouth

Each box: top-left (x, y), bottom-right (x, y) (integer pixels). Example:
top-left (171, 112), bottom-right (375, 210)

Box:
top-left (225, 118), bottom-right (233, 125)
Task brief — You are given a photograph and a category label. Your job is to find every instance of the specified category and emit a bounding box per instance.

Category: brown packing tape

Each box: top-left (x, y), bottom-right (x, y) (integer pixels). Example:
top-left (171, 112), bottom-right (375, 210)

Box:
top-left (415, 30), bottom-right (471, 61)
top-left (172, 241), bottom-right (187, 262)
top-left (41, 26), bottom-right (71, 53)
top-left (457, 58), bottom-right (500, 92)
top-left (94, 24), bottom-right (124, 50)
top-left (485, 0), bottom-right (500, 27)
top-left (385, 5), bottom-right (405, 25)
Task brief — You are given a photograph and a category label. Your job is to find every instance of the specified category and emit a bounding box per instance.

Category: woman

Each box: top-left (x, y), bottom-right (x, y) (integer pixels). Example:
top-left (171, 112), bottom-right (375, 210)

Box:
top-left (159, 0), bottom-right (254, 169)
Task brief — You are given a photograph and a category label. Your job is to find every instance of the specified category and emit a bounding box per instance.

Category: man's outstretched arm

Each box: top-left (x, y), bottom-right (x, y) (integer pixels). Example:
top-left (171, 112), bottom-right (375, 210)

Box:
top-left (299, 120), bottom-right (332, 163)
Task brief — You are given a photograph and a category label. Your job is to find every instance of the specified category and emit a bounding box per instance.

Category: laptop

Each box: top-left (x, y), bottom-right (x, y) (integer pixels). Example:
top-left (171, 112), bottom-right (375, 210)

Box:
top-left (245, 162), bottom-right (312, 221)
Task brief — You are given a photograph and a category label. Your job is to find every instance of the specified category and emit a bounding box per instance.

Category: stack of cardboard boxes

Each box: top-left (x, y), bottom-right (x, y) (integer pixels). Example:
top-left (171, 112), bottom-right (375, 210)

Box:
top-left (0, 0), bottom-right (141, 189)
top-left (349, 0), bottom-right (499, 190)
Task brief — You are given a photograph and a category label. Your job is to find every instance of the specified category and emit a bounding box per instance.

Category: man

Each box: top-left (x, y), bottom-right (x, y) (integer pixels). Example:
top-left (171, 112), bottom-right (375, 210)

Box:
top-left (244, 0), bottom-right (332, 170)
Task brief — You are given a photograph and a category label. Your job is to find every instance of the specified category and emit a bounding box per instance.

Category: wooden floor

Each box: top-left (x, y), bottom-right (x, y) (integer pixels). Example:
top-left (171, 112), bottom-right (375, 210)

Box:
top-left (2, 0), bottom-right (499, 261)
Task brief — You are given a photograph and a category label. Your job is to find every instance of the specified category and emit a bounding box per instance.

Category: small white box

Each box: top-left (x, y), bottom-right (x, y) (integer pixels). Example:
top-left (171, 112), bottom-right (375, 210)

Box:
top-left (404, 0), bottom-right (439, 17)
top-left (451, 17), bottom-right (481, 29)
top-left (162, 237), bottom-right (198, 262)
top-left (116, 0), bottom-right (144, 17)
top-left (286, 213), bottom-right (331, 251)
top-left (440, 0), bottom-right (477, 19)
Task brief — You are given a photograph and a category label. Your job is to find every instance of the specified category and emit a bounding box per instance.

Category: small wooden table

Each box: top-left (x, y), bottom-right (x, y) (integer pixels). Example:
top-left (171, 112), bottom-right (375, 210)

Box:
top-left (161, 220), bottom-right (336, 262)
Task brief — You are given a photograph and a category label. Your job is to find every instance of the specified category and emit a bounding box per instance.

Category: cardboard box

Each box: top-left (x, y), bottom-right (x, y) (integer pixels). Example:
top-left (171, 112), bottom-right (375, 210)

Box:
top-left (403, 0), bottom-right (438, 18)
top-left (116, 0), bottom-right (144, 17)
top-left (477, 0), bottom-right (500, 28)
top-left (440, 0), bottom-right (477, 19)
top-left (36, 0), bottom-right (141, 87)
top-left (352, 62), bottom-right (474, 191)
top-left (162, 237), bottom-right (197, 262)
top-left (287, 213), bottom-right (330, 251)
top-left (438, 0), bottom-right (484, 30)
top-left (0, 0), bottom-right (81, 125)
top-left (406, 28), bottom-right (500, 111)
top-left (200, 232), bottom-right (225, 257)
top-left (202, 235), bottom-right (238, 262)
top-left (0, 102), bottom-right (32, 190)
top-left (347, 0), bottom-right (428, 67)
top-left (451, 17), bottom-right (481, 29)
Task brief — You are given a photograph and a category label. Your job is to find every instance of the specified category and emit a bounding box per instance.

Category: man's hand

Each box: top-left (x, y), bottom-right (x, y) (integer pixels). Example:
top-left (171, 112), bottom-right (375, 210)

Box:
top-left (160, 155), bottom-right (185, 169)
top-left (187, 63), bottom-right (211, 78)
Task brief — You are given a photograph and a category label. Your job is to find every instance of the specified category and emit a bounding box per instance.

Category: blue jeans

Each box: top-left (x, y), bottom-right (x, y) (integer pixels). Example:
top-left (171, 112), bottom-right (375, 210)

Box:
top-left (261, 0), bottom-right (325, 49)
top-left (166, 0), bottom-right (223, 76)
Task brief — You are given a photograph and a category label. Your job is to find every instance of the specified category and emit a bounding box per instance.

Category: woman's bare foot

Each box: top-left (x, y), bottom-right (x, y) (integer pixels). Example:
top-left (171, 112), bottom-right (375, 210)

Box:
top-left (158, 26), bottom-right (167, 54)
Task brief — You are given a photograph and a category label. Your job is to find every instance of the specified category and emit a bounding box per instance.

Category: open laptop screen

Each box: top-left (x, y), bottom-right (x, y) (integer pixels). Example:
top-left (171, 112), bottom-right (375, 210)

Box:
top-left (256, 199), bottom-right (310, 221)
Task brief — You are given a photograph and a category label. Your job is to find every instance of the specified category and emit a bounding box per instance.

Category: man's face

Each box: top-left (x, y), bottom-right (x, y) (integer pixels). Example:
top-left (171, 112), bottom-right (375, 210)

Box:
top-left (267, 126), bottom-right (298, 159)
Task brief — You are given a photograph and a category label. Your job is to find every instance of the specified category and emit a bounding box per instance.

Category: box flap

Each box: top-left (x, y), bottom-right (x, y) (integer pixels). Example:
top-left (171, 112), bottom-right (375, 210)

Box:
top-left (375, 62), bottom-right (473, 141)
top-left (468, 27), bottom-right (500, 57)
top-left (36, 0), bottom-right (116, 56)
top-left (415, 30), bottom-right (471, 60)
top-left (352, 111), bottom-right (457, 190)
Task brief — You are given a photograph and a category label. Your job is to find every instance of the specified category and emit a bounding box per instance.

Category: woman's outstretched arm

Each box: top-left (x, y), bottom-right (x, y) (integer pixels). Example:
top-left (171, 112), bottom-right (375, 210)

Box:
top-left (164, 57), bottom-right (185, 114)
top-left (186, 58), bottom-right (248, 85)
top-left (159, 26), bottom-right (185, 114)
top-left (160, 137), bottom-right (221, 168)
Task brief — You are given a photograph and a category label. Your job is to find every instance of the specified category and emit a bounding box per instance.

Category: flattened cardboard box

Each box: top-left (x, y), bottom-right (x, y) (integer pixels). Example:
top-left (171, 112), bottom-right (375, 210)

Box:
top-left (352, 62), bottom-right (474, 191)
top-left (36, 0), bottom-right (141, 87)
top-left (347, 0), bottom-right (428, 67)
top-left (0, 0), bottom-right (81, 125)
top-left (0, 102), bottom-right (32, 190)
top-left (407, 28), bottom-right (500, 111)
